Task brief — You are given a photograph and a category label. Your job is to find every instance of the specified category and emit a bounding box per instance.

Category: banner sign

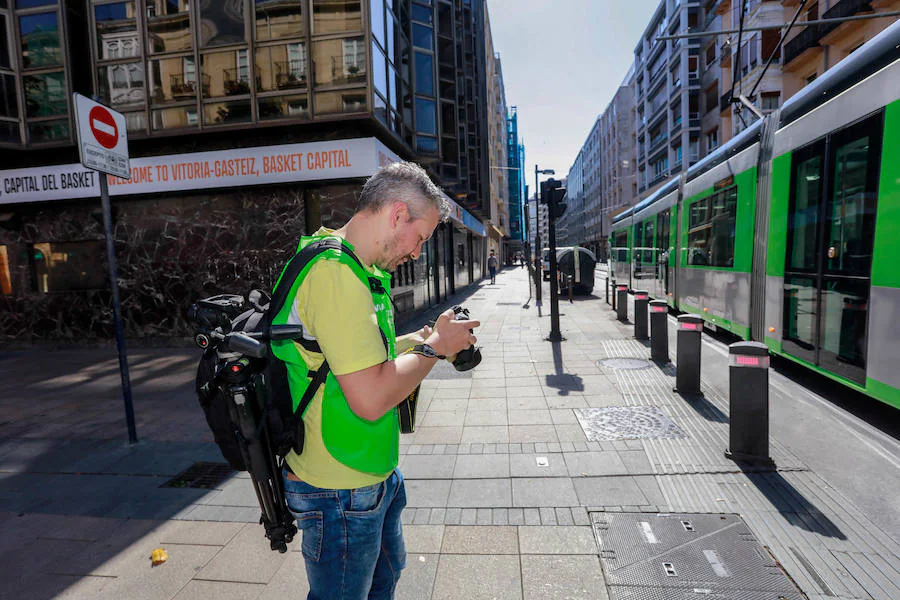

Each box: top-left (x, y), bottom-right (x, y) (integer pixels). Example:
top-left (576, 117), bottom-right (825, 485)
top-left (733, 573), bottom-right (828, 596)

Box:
top-left (0, 136), bottom-right (486, 237)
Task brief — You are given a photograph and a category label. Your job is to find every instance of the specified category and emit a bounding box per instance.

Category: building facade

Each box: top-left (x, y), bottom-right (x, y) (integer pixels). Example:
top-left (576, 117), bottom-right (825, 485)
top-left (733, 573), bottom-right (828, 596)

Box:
top-left (0, 0), bottom-right (506, 343)
top-left (483, 7), bottom-right (509, 261)
top-left (505, 105), bottom-right (525, 259)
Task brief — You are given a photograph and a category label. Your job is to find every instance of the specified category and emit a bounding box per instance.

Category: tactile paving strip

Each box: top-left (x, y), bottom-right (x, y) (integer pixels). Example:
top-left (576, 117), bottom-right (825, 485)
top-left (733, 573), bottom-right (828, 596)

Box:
top-left (592, 512), bottom-right (804, 599)
top-left (575, 407), bottom-right (688, 441)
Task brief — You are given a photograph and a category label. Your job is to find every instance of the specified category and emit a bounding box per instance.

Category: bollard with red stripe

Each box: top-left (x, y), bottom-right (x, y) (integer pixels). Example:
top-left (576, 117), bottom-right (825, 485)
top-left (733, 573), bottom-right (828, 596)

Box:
top-left (674, 314), bottom-right (703, 395)
top-left (725, 341), bottom-right (775, 467)
top-left (633, 290), bottom-right (649, 340)
top-left (649, 300), bottom-right (668, 362)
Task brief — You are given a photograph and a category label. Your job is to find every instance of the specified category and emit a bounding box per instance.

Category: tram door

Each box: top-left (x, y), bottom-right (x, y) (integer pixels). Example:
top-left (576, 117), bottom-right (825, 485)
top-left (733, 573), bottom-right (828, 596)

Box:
top-left (783, 114), bottom-right (882, 385)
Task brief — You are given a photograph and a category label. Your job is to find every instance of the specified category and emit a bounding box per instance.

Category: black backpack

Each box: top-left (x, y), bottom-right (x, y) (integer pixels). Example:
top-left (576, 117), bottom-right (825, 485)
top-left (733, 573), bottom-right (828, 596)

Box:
top-left (194, 238), bottom-right (364, 471)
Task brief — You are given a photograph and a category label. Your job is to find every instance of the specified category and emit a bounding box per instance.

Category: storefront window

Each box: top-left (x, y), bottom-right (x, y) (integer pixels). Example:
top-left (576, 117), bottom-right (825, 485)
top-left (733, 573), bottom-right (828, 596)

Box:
top-left (15, 0), bottom-right (57, 7)
top-left (312, 36), bottom-right (365, 86)
top-left (151, 104), bottom-right (198, 130)
top-left (31, 241), bottom-right (106, 293)
top-left (0, 73), bottom-right (15, 118)
top-left (414, 51), bottom-right (432, 95)
top-left (23, 71), bottom-right (66, 117)
top-left (372, 41), bottom-right (387, 99)
top-left (204, 99), bottom-right (252, 125)
top-left (147, 0), bottom-right (191, 53)
top-left (312, 0), bottom-right (361, 34)
top-left (20, 11), bottom-right (61, 68)
top-left (27, 118), bottom-right (69, 143)
top-left (199, 0), bottom-right (245, 47)
top-left (0, 120), bottom-right (18, 143)
top-left (314, 89), bottom-right (365, 115)
top-left (202, 49), bottom-right (252, 98)
top-left (415, 97), bottom-right (436, 134)
top-left (255, 0), bottom-right (303, 41)
top-left (94, 2), bottom-right (138, 60)
top-left (149, 56), bottom-right (206, 103)
top-left (97, 62), bottom-right (145, 111)
top-left (256, 43), bottom-right (306, 91)
top-left (258, 93), bottom-right (307, 120)
top-left (1, 14), bottom-right (13, 69)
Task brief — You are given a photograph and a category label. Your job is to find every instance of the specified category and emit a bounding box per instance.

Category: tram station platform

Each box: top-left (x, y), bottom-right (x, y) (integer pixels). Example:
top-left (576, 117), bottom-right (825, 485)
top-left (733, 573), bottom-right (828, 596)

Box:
top-left (0, 266), bottom-right (897, 599)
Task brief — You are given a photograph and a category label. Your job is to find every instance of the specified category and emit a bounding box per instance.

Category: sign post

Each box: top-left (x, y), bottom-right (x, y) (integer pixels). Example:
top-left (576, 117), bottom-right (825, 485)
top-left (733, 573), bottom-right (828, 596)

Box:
top-left (73, 93), bottom-right (137, 444)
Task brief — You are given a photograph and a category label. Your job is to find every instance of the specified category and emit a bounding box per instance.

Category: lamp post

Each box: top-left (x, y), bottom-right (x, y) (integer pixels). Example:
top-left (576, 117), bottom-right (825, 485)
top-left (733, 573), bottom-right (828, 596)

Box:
top-left (534, 165), bottom-right (555, 307)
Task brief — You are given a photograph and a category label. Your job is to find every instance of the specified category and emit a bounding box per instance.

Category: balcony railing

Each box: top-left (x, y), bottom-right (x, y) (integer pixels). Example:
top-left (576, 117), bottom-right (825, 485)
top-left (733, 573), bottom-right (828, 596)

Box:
top-left (169, 73), bottom-right (210, 99)
top-left (275, 61), bottom-right (307, 89)
top-left (223, 68), bottom-right (253, 95)
top-left (720, 91), bottom-right (732, 112)
top-left (784, 0), bottom-right (872, 64)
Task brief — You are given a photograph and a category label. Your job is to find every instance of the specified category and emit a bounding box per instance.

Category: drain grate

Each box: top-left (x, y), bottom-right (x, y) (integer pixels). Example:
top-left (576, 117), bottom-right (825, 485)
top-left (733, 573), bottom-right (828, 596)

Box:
top-left (594, 512), bottom-right (804, 600)
top-left (599, 358), bottom-right (652, 370)
top-left (575, 406), bottom-right (688, 441)
top-left (161, 461), bottom-right (235, 489)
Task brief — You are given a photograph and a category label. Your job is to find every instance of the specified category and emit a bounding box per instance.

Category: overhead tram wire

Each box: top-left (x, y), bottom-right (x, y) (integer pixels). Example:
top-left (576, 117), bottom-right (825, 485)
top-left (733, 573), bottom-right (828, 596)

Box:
top-left (730, 0), bottom-right (748, 128)
top-left (748, 0), bottom-right (811, 102)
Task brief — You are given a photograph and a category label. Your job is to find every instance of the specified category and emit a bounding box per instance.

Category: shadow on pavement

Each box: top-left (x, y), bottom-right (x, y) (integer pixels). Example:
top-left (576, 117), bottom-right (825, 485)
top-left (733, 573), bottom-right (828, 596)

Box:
top-left (544, 341), bottom-right (584, 397)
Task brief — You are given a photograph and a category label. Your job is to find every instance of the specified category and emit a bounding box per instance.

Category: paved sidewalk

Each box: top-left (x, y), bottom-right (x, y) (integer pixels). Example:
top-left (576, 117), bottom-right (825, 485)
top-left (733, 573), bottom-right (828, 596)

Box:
top-left (0, 266), bottom-right (898, 599)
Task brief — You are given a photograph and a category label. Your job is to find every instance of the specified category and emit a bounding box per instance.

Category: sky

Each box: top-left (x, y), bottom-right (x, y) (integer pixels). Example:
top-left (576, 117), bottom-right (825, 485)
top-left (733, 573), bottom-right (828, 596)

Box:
top-left (487, 0), bottom-right (661, 191)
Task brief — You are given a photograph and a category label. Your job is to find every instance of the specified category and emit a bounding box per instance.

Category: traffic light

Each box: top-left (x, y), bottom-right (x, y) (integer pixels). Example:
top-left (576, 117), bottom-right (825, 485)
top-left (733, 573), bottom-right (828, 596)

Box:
top-left (541, 178), bottom-right (567, 220)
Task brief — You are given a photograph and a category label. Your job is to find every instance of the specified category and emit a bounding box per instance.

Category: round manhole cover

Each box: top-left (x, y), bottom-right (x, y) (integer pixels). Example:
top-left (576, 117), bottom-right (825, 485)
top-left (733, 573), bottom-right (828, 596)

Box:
top-left (598, 358), bottom-right (651, 370)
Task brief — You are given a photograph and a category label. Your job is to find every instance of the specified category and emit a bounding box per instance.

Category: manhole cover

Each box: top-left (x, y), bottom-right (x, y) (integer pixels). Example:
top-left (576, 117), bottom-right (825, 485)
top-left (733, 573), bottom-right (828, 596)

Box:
top-left (574, 406), bottom-right (687, 441)
top-left (161, 462), bottom-right (235, 489)
top-left (593, 512), bottom-right (804, 600)
top-left (599, 358), bottom-right (652, 370)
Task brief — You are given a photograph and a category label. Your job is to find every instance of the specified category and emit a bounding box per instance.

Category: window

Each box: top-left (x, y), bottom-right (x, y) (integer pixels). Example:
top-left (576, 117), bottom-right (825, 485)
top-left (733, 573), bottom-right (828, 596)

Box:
top-left (687, 186), bottom-right (737, 267)
top-left (0, 13), bottom-right (10, 70)
top-left (806, 72), bottom-right (817, 85)
top-left (705, 43), bottom-right (716, 66)
top-left (150, 56), bottom-right (202, 102)
top-left (415, 96), bottom-right (436, 134)
top-left (97, 62), bottom-right (145, 110)
top-left (312, 36), bottom-right (365, 86)
top-left (94, 2), bottom-right (138, 60)
top-left (255, 0), bottom-right (303, 41)
top-left (312, 0), bottom-right (361, 34)
top-left (674, 144), bottom-right (682, 164)
top-left (0, 73), bottom-right (16, 118)
top-left (412, 23), bottom-right (432, 50)
top-left (146, 0), bottom-right (191, 53)
top-left (203, 99), bottom-right (252, 125)
top-left (653, 156), bottom-right (668, 177)
top-left (688, 56), bottom-right (698, 77)
top-left (613, 230), bottom-right (629, 263)
top-left (706, 128), bottom-right (718, 152)
top-left (259, 94), bottom-right (308, 120)
top-left (414, 50), bottom-right (433, 95)
top-left (704, 85), bottom-right (717, 114)
top-left (761, 91), bottom-right (779, 112)
top-left (20, 11), bottom-right (61, 68)
top-left (761, 29), bottom-right (780, 62)
top-left (314, 89), bottom-right (366, 114)
top-left (151, 105), bottom-right (198, 130)
top-left (256, 43), bottom-right (307, 91)
top-left (23, 71), bottom-right (66, 117)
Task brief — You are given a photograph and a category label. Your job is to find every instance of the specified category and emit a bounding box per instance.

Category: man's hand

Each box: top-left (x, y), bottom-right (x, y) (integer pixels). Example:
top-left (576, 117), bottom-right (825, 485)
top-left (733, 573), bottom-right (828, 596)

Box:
top-left (396, 325), bottom-right (434, 354)
top-left (425, 308), bottom-right (480, 358)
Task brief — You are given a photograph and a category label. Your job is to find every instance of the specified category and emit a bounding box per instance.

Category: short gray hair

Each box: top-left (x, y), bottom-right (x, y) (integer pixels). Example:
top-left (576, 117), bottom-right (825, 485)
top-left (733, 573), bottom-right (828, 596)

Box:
top-left (358, 161), bottom-right (450, 221)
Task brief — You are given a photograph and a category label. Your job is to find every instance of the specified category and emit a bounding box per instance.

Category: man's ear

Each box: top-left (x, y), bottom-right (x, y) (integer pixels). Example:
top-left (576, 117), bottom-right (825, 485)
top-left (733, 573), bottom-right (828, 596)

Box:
top-left (390, 201), bottom-right (410, 229)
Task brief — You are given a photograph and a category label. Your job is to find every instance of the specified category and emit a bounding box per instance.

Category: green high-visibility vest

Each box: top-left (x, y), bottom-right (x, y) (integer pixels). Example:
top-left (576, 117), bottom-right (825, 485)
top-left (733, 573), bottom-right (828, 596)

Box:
top-left (269, 234), bottom-right (399, 475)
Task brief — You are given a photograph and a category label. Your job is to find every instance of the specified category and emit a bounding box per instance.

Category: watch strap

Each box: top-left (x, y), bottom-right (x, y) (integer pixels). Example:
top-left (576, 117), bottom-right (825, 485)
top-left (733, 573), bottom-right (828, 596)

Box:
top-left (410, 343), bottom-right (446, 360)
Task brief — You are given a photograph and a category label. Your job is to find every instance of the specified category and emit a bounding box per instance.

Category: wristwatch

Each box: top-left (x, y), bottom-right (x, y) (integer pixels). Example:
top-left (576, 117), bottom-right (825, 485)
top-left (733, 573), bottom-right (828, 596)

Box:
top-left (409, 343), bottom-right (446, 360)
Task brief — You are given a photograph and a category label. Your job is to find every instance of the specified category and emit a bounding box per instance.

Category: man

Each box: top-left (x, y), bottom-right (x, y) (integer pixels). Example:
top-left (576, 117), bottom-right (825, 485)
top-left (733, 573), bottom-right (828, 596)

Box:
top-left (275, 162), bottom-right (479, 599)
top-left (488, 249), bottom-right (499, 284)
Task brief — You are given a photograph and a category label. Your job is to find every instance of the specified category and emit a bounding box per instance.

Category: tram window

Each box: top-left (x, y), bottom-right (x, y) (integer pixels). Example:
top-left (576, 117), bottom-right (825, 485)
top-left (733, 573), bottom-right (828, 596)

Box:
top-left (613, 230), bottom-right (628, 262)
top-left (634, 221), bottom-right (643, 262)
top-left (788, 155), bottom-right (822, 272)
top-left (687, 186), bottom-right (737, 267)
top-left (656, 209), bottom-right (670, 257)
top-left (642, 218), bottom-right (655, 264)
top-left (827, 135), bottom-right (877, 277)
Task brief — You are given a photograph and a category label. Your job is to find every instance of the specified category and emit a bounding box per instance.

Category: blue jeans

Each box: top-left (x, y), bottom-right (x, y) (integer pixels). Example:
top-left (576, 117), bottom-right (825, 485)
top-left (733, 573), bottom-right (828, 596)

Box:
top-left (283, 468), bottom-right (407, 600)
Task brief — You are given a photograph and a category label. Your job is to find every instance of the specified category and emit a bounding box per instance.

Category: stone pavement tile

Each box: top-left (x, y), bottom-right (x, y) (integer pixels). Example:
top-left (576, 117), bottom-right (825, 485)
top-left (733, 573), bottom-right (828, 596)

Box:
top-left (512, 478), bottom-right (580, 507)
top-left (563, 452), bottom-right (629, 477)
top-left (429, 508), bottom-right (447, 524)
top-left (184, 505), bottom-right (259, 523)
top-left (518, 526), bottom-right (598, 554)
top-left (524, 508), bottom-right (541, 525)
top-left (584, 395), bottom-right (626, 408)
top-left (444, 507), bottom-right (461, 525)
top-left (441, 525), bottom-right (518, 554)
top-left (556, 424), bottom-right (589, 443)
top-left (439, 379), bottom-right (472, 389)
top-left (403, 525), bottom-right (445, 553)
top-left (22, 573), bottom-right (113, 600)
top-left (170, 580), bottom-right (265, 600)
top-left (573, 477), bottom-right (649, 507)
top-left (432, 387), bottom-right (471, 400)
top-left (420, 410), bottom-right (466, 427)
top-left (411, 426), bottom-right (463, 445)
top-left (155, 520), bottom-right (245, 546)
top-left (461, 425), bottom-right (509, 444)
top-left (505, 385), bottom-right (545, 398)
top-left (509, 424), bottom-right (559, 443)
top-left (632, 475), bottom-right (666, 506)
top-left (619, 450), bottom-right (653, 474)
top-left (521, 555), bottom-right (608, 600)
top-left (399, 454), bottom-right (457, 479)
top-left (432, 555), bottom-right (522, 600)
top-left (509, 453), bottom-right (570, 477)
top-left (468, 396), bottom-right (507, 411)
top-left (413, 508), bottom-right (433, 524)
top-left (256, 551), bottom-right (308, 600)
top-left (405, 479), bottom-right (452, 507)
top-left (465, 410), bottom-right (509, 426)
top-left (508, 508), bottom-right (525, 525)
top-left (396, 554), bottom-right (439, 600)
top-left (472, 370), bottom-right (507, 380)
top-left (546, 396), bottom-right (589, 409)
top-left (556, 507), bottom-right (574, 525)
top-left (508, 409), bottom-right (553, 425)
top-left (448, 478), bottom-right (512, 507)
top-left (476, 508), bottom-right (493, 525)
top-left (195, 523), bottom-right (287, 584)
top-left (572, 507), bottom-right (591, 526)
top-left (453, 453), bottom-right (510, 478)
top-left (493, 508), bottom-right (509, 525)
top-left (208, 477), bottom-right (259, 508)
top-left (507, 396), bottom-right (549, 410)
top-left (550, 409), bottom-right (579, 424)
top-left (506, 376), bottom-right (543, 388)
top-left (540, 507), bottom-right (557, 525)
top-left (460, 508), bottom-right (477, 525)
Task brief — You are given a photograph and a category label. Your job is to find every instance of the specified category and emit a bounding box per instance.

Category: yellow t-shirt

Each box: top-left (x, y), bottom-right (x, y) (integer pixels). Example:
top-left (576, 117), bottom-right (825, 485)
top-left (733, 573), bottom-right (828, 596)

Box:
top-left (283, 231), bottom-right (392, 489)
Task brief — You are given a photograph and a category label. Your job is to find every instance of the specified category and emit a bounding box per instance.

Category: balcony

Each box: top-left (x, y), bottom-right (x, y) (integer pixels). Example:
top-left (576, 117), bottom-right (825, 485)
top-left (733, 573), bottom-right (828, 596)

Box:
top-left (275, 61), bottom-right (307, 90)
top-left (223, 69), bottom-right (253, 95)
top-left (784, 0), bottom-right (872, 65)
top-left (649, 132), bottom-right (668, 153)
top-left (169, 73), bottom-right (210, 99)
top-left (719, 42), bottom-right (731, 68)
top-left (720, 91), bottom-right (732, 112)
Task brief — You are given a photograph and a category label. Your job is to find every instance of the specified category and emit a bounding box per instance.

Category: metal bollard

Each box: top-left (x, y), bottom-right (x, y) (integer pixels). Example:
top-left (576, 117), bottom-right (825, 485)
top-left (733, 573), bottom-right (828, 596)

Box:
top-left (633, 290), bottom-right (649, 340)
top-left (606, 274), bottom-right (611, 305)
top-left (610, 279), bottom-right (616, 310)
top-left (649, 300), bottom-right (668, 362)
top-left (616, 284), bottom-right (628, 322)
top-left (725, 342), bottom-right (775, 467)
top-left (674, 314), bottom-right (703, 395)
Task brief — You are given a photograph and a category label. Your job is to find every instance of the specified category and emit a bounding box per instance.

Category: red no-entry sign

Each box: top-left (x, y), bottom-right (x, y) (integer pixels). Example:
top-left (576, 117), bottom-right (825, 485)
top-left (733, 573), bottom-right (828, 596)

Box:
top-left (74, 93), bottom-right (130, 179)
top-left (89, 106), bottom-right (119, 150)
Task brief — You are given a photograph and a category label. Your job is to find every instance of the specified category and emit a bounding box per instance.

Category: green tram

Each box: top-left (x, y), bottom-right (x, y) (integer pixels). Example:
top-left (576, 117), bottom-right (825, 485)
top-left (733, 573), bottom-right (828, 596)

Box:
top-left (610, 23), bottom-right (900, 409)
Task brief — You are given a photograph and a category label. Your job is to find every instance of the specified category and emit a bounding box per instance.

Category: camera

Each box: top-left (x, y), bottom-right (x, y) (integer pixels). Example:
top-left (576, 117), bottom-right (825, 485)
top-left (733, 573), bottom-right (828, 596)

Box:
top-left (187, 294), bottom-right (245, 349)
top-left (446, 305), bottom-right (482, 371)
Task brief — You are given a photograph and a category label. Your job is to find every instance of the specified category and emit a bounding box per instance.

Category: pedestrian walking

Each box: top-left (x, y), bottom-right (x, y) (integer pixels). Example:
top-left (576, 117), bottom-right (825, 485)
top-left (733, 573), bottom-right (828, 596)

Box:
top-left (488, 250), bottom-right (499, 284)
